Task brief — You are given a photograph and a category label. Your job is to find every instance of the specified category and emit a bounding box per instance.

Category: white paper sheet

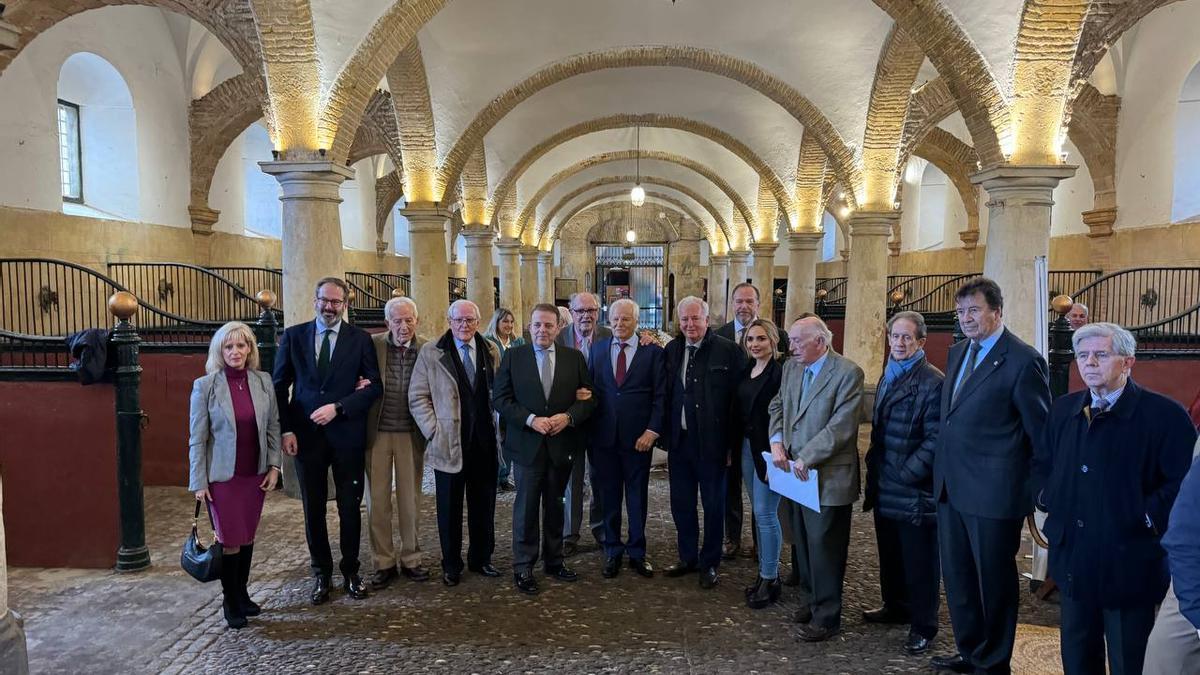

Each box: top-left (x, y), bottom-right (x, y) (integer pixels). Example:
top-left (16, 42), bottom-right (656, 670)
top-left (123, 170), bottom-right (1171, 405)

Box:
top-left (763, 452), bottom-right (821, 513)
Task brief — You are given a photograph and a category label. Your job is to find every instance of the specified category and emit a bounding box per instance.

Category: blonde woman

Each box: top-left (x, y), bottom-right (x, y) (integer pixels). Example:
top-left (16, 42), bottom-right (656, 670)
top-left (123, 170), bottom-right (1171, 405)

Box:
top-left (188, 321), bottom-right (281, 629)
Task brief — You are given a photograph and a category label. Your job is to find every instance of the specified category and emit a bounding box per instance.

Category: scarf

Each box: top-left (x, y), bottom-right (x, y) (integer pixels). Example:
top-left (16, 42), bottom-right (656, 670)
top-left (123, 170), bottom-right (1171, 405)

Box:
top-left (879, 349), bottom-right (925, 402)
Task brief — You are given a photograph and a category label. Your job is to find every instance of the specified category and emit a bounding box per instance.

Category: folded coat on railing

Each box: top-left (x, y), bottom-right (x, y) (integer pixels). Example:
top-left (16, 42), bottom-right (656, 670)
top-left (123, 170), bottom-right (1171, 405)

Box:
top-left (65, 328), bottom-right (111, 385)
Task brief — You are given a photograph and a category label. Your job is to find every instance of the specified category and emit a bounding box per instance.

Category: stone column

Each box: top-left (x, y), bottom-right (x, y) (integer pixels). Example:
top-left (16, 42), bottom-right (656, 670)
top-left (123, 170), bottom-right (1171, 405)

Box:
top-left (402, 204), bottom-right (450, 340)
top-left (727, 250), bottom-right (750, 290)
top-left (461, 226), bottom-right (496, 325)
top-left (785, 231), bottom-right (823, 325)
top-left (669, 235), bottom-right (703, 328)
top-left (496, 237), bottom-right (522, 316)
top-left (259, 161), bottom-right (354, 324)
top-left (0, 478), bottom-right (29, 675)
top-left (844, 211), bottom-right (899, 394)
top-left (749, 242), bottom-right (778, 298)
top-left (520, 246), bottom-right (540, 316)
top-left (537, 252), bottom-right (554, 306)
top-left (188, 204), bottom-right (219, 267)
top-left (972, 165), bottom-right (1077, 344)
top-left (708, 254), bottom-right (730, 323)
top-left (1082, 206), bottom-right (1117, 272)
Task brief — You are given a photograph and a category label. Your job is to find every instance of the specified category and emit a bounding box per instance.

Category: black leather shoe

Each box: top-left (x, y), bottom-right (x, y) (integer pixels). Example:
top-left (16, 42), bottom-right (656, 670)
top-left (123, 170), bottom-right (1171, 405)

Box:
top-left (399, 565), bottom-right (430, 582)
top-left (664, 561), bottom-right (697, 577)
top-left (514, 571), bottom-right (539, 595)
top-left (722, 540), bottom-right (740, 561)
top-left (602, 556), bottom-right (621, 578)
top-left (744, 576), bottom-right (763, 599)
top-left (546, 565), bottom-right (579, 582)
top-left (343, 573), bottom-right (369, 600)
top-left (310, 576), bottom-right (331, 605)
top-left (698, 567), bottom-right (719, 589)
top-left (747, 577), bottom-right (781, 609)
top-left (930, 654), bottom-right (972, 673)
top-left (863, 606), bottom-right (910, 625)
top-left (468, 563), bottom-right (502, 578)
top-left (629, 558), bottom-right (654, 578)
top-left (793, 607), bottom-right (813, 624)
top-left (903, 631), bottom-right (934, 656)
top-left (240, 594), bottom-right (261, 617)
top-left (562, 541), bottom-right (578, 557)
top-left (442, 571), bottom-right (461, 587)
top-left (369, 566), bottom-right (400, 590)
top-left (797, 623), bottom-right (839, 642)
top-left (222, 599), bottom-right (247, 629)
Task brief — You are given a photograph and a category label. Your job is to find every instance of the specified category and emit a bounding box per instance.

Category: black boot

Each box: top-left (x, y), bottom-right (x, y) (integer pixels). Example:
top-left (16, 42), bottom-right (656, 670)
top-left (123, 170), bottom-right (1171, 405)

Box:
top-left (220, 550), bottom-right (247, 629)
top-left (747, 577), bottom-right (782, 609)
top-left (238, 544), bottom-right (261, 617)
top-left (744, 576), bottom-right (763, 599)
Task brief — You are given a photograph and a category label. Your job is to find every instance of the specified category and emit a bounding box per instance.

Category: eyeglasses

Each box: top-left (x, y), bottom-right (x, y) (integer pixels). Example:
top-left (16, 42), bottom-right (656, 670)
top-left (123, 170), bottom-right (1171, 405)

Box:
top-left (572, 308), bottom-right (599, 315)
top-left (787, 337), bottom-right (808, 345)
top-left (449, 317), bottom-right (479, 326)
top-left (316, 297), bottom-right (345, 307)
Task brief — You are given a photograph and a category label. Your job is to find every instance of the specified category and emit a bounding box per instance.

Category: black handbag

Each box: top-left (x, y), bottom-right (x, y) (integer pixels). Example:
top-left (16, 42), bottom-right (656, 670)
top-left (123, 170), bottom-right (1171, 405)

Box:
top-left (181, 499), bottom-right (223, 583)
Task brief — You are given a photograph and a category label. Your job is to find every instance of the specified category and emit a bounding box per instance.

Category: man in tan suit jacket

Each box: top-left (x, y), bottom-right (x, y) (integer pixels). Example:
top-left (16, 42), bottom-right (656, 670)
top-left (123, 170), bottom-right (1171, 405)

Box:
top-left (365, 296), bottom-right (429, 588)
top-left (768, 316), bottom-right (864, 642)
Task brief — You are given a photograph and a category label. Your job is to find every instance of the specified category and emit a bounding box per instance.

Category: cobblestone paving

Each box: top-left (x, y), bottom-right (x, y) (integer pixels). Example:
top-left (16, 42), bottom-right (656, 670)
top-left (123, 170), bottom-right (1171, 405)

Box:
top-left (12, 427), bottom-right (1064, 674)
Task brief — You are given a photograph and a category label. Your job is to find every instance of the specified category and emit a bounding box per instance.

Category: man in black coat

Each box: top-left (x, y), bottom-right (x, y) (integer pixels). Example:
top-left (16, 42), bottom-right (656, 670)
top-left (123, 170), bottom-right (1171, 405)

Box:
top-left (1034, 322), bottom-right (1196, 675)
top-left (493, 303), bottom-right (596, 595)
top-left (930, 277), bottom-right (1050, 675)
top-left (663, 295), bottom-right (750, 589)
top-left (273, 277), bottom-right (382, 604)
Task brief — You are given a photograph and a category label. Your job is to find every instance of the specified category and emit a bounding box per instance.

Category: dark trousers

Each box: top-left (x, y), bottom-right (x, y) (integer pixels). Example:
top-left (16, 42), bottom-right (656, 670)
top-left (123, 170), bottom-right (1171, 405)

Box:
top-left (294, 431), bottom-right (365, 578)
top-left (789, 501), bottom-right (852, 630)
top-left (1059, 596), bottom-right (1156, 675)
top-left (937, 500), bottom-right (1023, 674)
top-left (725, 451), bottom-right (744, 545)
top-left (512, 452), bottom-right (572, 574)
top-left (591, 444), bottom-right (652, 560)
top-left (667, 436), bottom-right (727, 569)
top-left (564, 446), bottom-right (604, 545)
top-left (433, 448), bottom-right (497, 575)
top-left (874, 511), bottom-right (940, 639)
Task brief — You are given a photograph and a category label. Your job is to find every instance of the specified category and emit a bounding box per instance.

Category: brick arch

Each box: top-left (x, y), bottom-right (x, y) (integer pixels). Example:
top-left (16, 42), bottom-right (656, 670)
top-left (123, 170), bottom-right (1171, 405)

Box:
top-left (375, 169), bottom-right (404, 245)
top-left (0, 0), bottom-right (262, 75)
top-left (386, 37), bottom-right (438, 203)
top-left (912, 127), bottom-right (981, 247)
top-left (436, 45), bottom-right (860, 203)
top-left (554, 190), bottom-right (701, 243)
top-left (871, 0), bottom-right (1010, 166)
top-left (346, 90), bottom-right (404, 170)
top-left (514, 150), bottom-right (755, 247)
top-left (1009, 0), bottom-right (1089, 165)
top-left (319, 0), bottom-right (449, 162)
top-left (860, 25), bottom-right (925, 208)
top-left (189, 73), bottom-right (269, 207)
top-left (542, 176), bottom-right (727, 245)
top-left (485, 113), bottom-right (796, 230)
top-left (795, 131), bottom-right (829, 232)
top-left (1070, 0), bottom-right (1180, 103)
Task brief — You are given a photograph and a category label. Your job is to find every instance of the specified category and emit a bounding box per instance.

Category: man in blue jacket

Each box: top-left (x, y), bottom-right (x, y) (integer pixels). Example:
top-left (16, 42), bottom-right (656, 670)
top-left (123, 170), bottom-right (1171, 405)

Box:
top-left (1145, 441), bottom-right (1200, 674)
top-left (1034, 322), bottom-right (1195, 675)
top-left (588, 298), bottom-right (666, 579)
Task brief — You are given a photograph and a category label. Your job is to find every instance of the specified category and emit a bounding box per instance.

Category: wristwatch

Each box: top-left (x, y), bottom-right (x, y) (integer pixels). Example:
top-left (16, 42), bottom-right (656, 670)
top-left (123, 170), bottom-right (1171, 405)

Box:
top-left (335, 402), bottom-right (345, 417)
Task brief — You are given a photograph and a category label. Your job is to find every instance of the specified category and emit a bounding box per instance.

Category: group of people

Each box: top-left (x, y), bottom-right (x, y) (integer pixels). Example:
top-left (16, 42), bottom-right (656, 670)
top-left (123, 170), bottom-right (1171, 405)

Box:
top-left (186, 274), bottom-right (1200, 675)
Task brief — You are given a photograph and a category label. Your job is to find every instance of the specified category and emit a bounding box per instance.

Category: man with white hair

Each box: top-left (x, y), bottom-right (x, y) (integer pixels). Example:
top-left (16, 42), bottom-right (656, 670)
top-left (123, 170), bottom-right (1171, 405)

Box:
top-left (662, 296), bottom-right (749, 590)
top-left (1034, 322), bottom-right (1195, 675)
top-left (1067, 303), bottom-right (1089, 331)
top-left (365, 296), bottom-right (430, 588)
top-left (409, 299), bottom-right (502, 587)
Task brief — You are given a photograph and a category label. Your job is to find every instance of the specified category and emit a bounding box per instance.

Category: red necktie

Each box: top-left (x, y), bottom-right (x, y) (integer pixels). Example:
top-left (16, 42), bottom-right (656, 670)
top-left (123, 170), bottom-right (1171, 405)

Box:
top-left (615, 343), bottom-right (628, 387)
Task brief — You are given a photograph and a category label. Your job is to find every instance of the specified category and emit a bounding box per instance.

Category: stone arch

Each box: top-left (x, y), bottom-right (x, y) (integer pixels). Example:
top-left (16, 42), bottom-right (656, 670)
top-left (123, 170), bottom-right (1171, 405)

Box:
top-left (542, 175), bottom-right (728, 245)
top-left (514, 150), bottom-right (755, 246)
top-left (553, 190), bottom-right (702, 243)
top-left (912, 127), bottom-right (980, 248)
top-left (189, 73), bottom-right (268, 207)
top-left (1070, 0), bottom-right (1181, 102)
top-left (386, 37), bottom-right (438, 203)
top-left (319, 0), bottom-right (449, 162)
top-left (1009, 0), bottom-right (1089, 165)
top-left (860, 25), bottom-right (924, 207)
top-left (436, 45), bottom-right (860, 202)
top-left (795, 131), bottom-right (829, 232)
top-left (485, 113), bottom-right (796, 229)
top-left (582, 205), bottom-right (679, 243)
top-left (346, 90), bottom-right (404, 170)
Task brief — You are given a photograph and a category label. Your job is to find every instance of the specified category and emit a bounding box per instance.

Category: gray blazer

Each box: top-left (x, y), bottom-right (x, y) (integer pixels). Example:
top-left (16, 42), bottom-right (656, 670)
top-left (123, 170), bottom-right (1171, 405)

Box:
top-left (768, 351), bottom-right (865, 507)
top-left (188, 369), bottom-right (282, 491)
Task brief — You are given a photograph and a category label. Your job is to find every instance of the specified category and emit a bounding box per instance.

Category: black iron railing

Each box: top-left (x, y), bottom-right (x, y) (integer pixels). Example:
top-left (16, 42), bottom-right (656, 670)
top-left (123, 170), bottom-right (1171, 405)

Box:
top-left (450, 278), bottom-right (468, 302)
top-left (1069, 267), bottom-right (1200, 355)
top-left (107, 262), bottom-right (277, 324)
top-left (207, 266), bottom-right (283, 310)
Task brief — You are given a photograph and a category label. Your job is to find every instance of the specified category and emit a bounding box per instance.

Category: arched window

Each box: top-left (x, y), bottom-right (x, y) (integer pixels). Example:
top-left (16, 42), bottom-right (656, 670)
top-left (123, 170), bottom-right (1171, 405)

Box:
top-left (918, 162), bottom-right (950, 250)
top-left (1172, 61), bottom-right (1200, 222)
top-left (56, 52), bottom-right (138, 220)
top-left (821, 212), bottom-right (838, 261)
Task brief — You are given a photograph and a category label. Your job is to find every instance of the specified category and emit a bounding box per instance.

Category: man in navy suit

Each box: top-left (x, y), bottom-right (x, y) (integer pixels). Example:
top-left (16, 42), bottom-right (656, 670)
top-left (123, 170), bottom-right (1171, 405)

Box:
top-left (588, 298), bottom-right (667, 579)
top-left (273, 277), bottom-right (382, 605)
top-left (930, 277), bottom-right (1050, 674)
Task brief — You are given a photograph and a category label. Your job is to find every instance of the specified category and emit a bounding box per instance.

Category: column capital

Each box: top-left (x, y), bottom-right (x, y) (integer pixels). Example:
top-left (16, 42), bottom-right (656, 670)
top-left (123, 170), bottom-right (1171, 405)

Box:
top-left (959, 229), bottom-right (981, 250)
top-left (788, 230), bottom-right (823, 250)
top-left (1082, 207), bottom-right (1117, 239)
top-left (709, 253), bottom-right (730, 265)
top-left (971, 164), bottom-right (1077, 206)
top-left (849, 210), bottom-right (899, 237)
top-left (519, 246), bottom-right (540, 262)
top-left (401, 204), bottom-right (450, 233)
top-left (727, 250), bottom-right (751, 264)
top-left (749, 242), bottom-right (779, 255)
top-left (537, 251), bottom-right (553, 264)
top-left (495, 236), bottom-right (521, 250)
top-left (187, 205), bottom-right (220, 236)
top-left (259, 160), bottom-right (354, 202)
top-left (375, 239), bottom-right (389, 256)
top-left (460, 225), bottom-right (495, 245)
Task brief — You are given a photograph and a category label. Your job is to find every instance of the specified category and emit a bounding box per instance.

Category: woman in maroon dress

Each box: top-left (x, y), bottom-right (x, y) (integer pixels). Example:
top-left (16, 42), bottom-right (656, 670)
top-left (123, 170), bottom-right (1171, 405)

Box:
top-left (188, 321), bottom-right (281, 628)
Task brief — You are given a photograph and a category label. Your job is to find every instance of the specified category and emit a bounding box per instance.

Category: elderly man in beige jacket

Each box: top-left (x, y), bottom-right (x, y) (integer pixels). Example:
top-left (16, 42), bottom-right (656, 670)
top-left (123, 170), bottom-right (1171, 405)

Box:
top-left (409, 299), bottom-right (502, 587)
top-left (768, 316), bottom-right (864, 643)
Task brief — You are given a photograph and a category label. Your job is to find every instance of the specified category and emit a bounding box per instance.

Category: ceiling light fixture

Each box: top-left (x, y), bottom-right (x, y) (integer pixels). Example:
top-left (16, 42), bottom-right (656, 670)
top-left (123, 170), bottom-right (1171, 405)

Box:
top-left (630, 125), bottom-right (646, 207)
top-left (626, 199), bottom-right (637, 243)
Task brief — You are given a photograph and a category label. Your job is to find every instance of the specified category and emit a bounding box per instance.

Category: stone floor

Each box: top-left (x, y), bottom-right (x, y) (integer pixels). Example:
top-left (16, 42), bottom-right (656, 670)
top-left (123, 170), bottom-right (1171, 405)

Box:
top-left (11, 436), bottom-right (1065, 674)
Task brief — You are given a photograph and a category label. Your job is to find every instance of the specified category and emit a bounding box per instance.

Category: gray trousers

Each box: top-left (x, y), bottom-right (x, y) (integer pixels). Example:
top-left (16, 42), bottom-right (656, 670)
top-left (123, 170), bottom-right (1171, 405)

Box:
top-left (563, 447), bottom-right (604, 545)
top-left (1144, 584), bottom-right (1200, 675)
top-left (788, 501), bottom-right (852, 630)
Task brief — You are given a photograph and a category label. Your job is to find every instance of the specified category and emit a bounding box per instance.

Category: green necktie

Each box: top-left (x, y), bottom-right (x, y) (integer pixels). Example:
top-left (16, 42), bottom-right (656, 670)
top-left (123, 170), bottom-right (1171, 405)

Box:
top-left (317, 329), bottom-right (332, 381)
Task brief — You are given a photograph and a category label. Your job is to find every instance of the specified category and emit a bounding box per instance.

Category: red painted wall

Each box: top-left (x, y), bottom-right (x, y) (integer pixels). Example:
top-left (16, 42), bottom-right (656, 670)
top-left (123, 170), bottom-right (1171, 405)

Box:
top-left (139, 353), bottom-right (208, 487)
top-left (0, 381), bottom-right (118, 568)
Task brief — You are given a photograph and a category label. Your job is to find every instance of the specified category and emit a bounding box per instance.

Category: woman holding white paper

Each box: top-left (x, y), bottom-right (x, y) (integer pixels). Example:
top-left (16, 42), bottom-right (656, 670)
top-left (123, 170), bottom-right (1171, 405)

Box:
top-left (728, 319), bottom-right (784, 609)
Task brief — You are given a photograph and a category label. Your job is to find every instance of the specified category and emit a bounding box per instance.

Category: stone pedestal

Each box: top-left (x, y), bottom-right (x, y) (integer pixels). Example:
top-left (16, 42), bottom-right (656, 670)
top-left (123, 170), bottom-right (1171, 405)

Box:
top-left (0, 478), bottom-right (29, 675)
top-left (708, 254), bottom-right (730, 323)
top-left (785, 231), bottom-right (823, 326)
top-left (1082, 206), bottom-right (1117, 272)
top-left (749, 242), bottom-right (778, 298)
top-left (844, 211), bottom-right (899, 394)
top-left (537, 252), bottom-right (554, 309)
top-left (520, 246), bottom-right (540, 317)
top-left (496, 238), bottom-right (522, 317)
top-left (259, 161), bottom-right (354, 325)
top-left (972, 164), bottom-right (1077, 344)
top-left (187, 205), bottom-right (220, 267)
top-left (461, 226), bottom-right (496, 325)
top-left (402, 204), bottom-right (450, 340)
